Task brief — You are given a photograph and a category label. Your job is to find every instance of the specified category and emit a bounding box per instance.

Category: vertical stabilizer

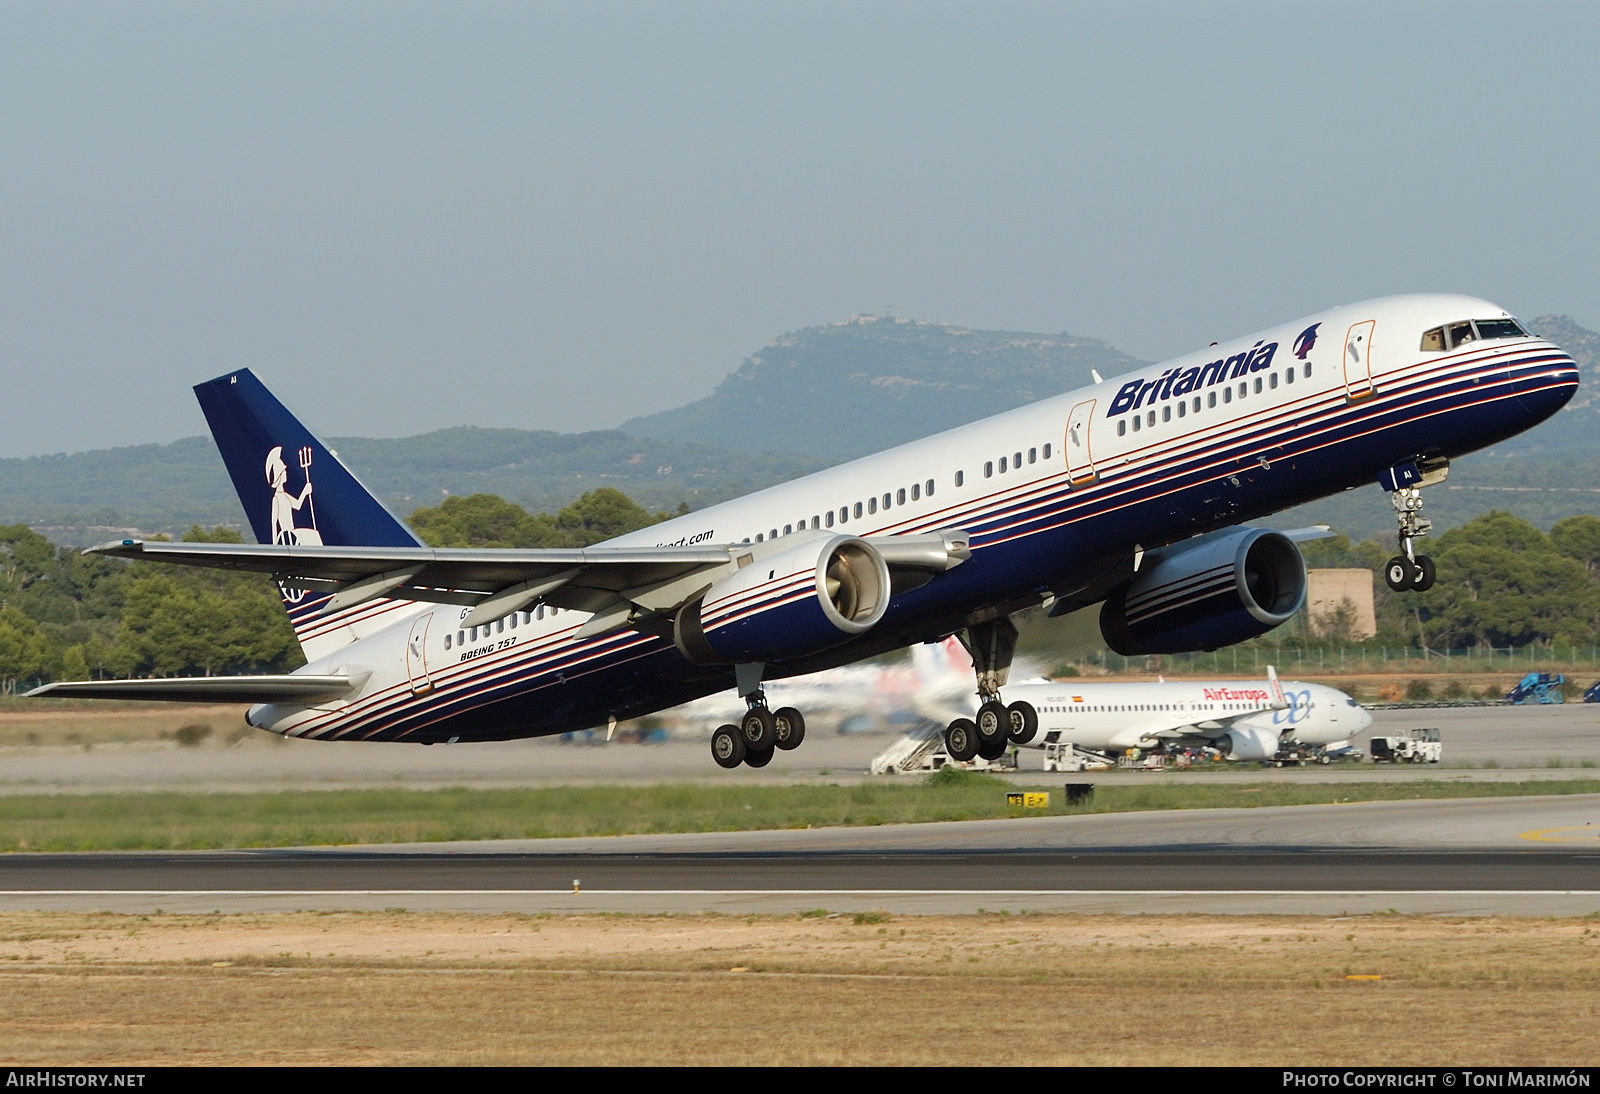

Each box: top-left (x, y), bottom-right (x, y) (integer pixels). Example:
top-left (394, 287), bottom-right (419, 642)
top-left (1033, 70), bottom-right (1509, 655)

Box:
top-left (193, 369), bottom-right (424, 659)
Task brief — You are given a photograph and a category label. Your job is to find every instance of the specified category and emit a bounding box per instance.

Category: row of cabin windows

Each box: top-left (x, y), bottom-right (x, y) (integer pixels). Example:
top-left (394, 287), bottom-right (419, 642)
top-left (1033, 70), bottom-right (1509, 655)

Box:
top-left (1419, 317), bottom-right (1527, 352)
top-left (1115, 363), bottom-right (1313, 437)
top-left (443, 605), bottom-right (562, 650)
top-left (750, 479), bottom-right (939, 542)
top-left (1045, 702), bottom-right (1253, 713)
top-left (983, 443), bottom-right (1052, 479)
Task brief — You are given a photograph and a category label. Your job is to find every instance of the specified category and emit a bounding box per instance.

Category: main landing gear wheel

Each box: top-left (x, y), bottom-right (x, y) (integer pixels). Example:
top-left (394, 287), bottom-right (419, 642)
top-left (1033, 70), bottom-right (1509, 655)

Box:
top-left (711, 724), bottom-right (746, 769)
top-left (944, 718), bottom-right (979, 762)
top-left (977, 735), bottom-right (1009, 762)
top-left (740, 706), bottom-right (777, 752)
top-left (773, 706), bottom-right (806, 751)
top-left (1413, 554), bottom-right (1436, 592)
top-left (975, 700), bottom-right (1010, 749)
top-left (1007, 701), bottom-right (1038, 745)
top-left (744, 747), bottom-right (774, 768)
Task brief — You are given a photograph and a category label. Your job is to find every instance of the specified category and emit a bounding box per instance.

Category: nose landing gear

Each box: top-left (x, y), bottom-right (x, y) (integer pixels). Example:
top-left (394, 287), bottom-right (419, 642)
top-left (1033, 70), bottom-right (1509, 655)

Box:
top-left (1381, 460), bottom-right (1447, 592)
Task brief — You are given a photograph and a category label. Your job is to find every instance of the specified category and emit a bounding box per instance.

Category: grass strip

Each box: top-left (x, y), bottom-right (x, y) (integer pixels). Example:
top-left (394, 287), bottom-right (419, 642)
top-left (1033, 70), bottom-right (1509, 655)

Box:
top-left (2, 771), bottom-right (1599, 851)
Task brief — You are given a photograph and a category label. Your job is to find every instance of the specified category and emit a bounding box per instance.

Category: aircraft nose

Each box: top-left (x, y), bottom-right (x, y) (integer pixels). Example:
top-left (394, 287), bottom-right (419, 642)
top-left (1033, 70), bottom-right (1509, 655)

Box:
top-left (1513, 350), bottom-right (1580, 422)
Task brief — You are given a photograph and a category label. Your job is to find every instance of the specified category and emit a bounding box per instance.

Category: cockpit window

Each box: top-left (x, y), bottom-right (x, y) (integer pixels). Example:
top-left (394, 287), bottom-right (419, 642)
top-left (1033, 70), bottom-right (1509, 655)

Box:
top-left (1425, 318), bottom-right (1528, 351)
top-left (1474, 318), bottom-right (1526, 340)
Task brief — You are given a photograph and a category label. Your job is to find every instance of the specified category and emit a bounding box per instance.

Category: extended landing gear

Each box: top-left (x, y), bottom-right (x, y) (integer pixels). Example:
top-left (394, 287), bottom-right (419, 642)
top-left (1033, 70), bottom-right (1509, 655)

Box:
top-left (710, 663), bottom-right (808, 769)
top-left (1380, 459), bottom-right (1447, 593)
top-left (942, 617), bottom-right (1040, 763)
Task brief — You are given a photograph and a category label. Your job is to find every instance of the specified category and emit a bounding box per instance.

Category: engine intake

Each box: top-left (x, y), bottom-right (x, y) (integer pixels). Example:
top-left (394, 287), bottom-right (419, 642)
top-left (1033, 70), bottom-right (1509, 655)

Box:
top-left (675, 535), bottom-right (890, 665)
top-left (1216, 724), bottom-right (1282, 762)
top-left (1100, 527), bottom-right (1306, 655)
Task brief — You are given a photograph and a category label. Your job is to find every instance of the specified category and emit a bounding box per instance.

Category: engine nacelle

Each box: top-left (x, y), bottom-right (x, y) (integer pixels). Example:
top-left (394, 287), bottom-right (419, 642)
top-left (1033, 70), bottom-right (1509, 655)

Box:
top-left (674, 535), bottom-right (890, 665)
top-left (1216, 724), bottom-right (1282, 762)
top-left (1100, 527), bottom-right (1306, 655)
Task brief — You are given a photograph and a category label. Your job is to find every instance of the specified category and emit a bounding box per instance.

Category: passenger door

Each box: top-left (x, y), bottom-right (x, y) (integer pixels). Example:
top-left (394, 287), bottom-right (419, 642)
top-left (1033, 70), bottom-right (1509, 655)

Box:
top-left (1065, 400), bottom-right (1099, 485)
top-left (1343, 320), bottom-right (1377, 401)
top-left (405, 612), bottom-right (435, 696)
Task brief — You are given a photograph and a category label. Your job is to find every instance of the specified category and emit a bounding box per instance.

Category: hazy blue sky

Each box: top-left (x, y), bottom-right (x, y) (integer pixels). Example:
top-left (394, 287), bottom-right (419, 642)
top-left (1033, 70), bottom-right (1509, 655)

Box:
top-left (2, 1), bottom-right (1596, 456)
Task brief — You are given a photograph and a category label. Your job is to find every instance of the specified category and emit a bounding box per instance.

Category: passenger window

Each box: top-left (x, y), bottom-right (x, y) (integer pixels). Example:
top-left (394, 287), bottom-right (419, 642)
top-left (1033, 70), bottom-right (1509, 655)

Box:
top-left (882, 493), bottom-right (891, 510)
top-left (497, 619), bottom-right (504, 634)
top-left (910, 483), bottom-right (920, 501)
top-left (457, 630), bottom-right (465, 645)
top-left (825, 511), bottom-right (834, 527)
top-left (1448, 321), bottom-right (1476, 348)
top-left (1254, 377), bottom-right (1263, 393)
top-left (1028, 447), bottom-right (1037, 464)
top-left (812, 516), bottom-right (820, 529)
top-left (1420, 327), bottom-right (1446, 351)
top-left (1269, 373), bottom-right (1277, 389)
top-left (445, 633), bottom-right (452, 649)
top-left (1041, 445), bottom-right (1050, 460)
top-left (1208, 392), bottom-right (1217, 408)
top-left (1147, 410), bottom-right (1155, 427)
top-left (783, 524), bottom-right (792, 535)
top-left (953, 472), bottom-right (962, 488)
top-left (509, 614), bottom-right (517, 629)
top-left (839, 507), bottom-right (848, 524)
top-left (985, 461), bottom-right (994, 478)
top-left (868, 498), bottom-right (877, 514)
top-left (1177, 401), bottom-right (1186, 417)
top-left (1304, 362), bottom-right (1312, 378)
top-left (1118, 420), bottom-right (1127, 436)
top-left (1013, 451), bottom-right (1021, 468)
top-left (1239, 382), bottom-right (1248, 398)
top-left (1223, 388), bottom-right (1232, 403)
top-left (896, 489), bottom-right (905, 505)
top-left (1132, 416), bottom-right (1141, 431)
top-left (756, 533), bottom-right (764, 542)
top-left (926, 478), bottom-right (935, 496)
top-left (999, 456), bottom-right (1007, 473)
top-left (1475, 318), bottom-right (1526, 340)
top-left (1284, 368), bottom-right (1293, 384)
top-left (854, 502), bottom-right (863, 518)
top-left (770, 529), bottom-right (778, 540)
top-left (1162, 406), bottom-right (1171, 422)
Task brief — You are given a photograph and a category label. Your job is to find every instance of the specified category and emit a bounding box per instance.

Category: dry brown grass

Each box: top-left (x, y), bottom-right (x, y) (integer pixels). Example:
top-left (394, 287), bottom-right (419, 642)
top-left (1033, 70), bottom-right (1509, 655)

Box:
top-left (0, 703), bottom-right (249, 748)
top-left (0, 910), bottom-right (1596, 1065)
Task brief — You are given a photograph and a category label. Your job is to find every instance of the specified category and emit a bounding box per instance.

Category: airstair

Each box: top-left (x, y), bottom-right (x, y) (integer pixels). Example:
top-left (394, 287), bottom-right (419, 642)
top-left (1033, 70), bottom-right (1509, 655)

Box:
top-left (869, 721), bottom-right (946, 775)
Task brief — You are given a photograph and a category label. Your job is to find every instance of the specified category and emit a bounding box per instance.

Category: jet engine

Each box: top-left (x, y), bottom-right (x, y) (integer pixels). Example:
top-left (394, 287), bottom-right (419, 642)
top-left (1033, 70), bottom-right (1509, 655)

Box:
top-left (1099, 527), bottom-right (1306, 655)
top-left (1215, 724), bottom-right (1282, 762)
top-left (675, 535), bottom-right (890, 665)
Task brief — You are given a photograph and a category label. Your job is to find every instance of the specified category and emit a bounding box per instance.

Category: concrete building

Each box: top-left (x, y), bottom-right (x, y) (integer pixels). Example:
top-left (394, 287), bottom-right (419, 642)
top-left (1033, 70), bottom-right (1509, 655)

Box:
top-left (1305, 568), bottom-right (1377, 640)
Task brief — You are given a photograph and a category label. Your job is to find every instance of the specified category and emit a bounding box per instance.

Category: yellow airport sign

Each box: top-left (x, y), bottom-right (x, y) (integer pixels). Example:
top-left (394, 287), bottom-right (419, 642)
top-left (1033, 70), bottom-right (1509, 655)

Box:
top-left (1006, 792), bottom-right (1050, 808)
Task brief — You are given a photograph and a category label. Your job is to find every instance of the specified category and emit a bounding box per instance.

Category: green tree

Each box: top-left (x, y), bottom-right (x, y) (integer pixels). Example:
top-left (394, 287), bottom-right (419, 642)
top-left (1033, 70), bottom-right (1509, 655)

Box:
top-left (0, 606), bottom-right (53, 690)
top-left (408, 489), bottom-right (672, 549)
top-left (1551, 515), bottom-right (1600, 577)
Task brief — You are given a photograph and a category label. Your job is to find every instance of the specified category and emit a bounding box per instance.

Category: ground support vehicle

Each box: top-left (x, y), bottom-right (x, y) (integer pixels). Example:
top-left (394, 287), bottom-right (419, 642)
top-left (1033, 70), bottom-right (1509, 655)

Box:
top-left (1369, 728), bottom-right (1442, 763)
top-left (1041, 741), bottom-right (1113, 773)
top-left (1507, 673), bottom-right (1565, 705)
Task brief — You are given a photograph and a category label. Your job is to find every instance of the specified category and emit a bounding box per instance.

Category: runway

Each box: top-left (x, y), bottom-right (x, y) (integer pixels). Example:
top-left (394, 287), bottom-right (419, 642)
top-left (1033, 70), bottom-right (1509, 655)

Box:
top-left (7, 794), bottom-right (1600, 915)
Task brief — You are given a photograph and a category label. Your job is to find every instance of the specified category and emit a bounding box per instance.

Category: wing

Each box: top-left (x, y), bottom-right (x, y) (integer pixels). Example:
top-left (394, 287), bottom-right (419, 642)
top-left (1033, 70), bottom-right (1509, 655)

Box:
top-left (25, 675), bottom-right (360, 704)
top-left (88, 530), bottom-right (970, 636)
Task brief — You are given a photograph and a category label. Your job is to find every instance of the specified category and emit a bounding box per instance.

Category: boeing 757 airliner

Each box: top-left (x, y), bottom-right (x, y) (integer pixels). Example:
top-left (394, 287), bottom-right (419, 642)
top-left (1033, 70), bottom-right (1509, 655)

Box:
top-left (29, 295), bottom-right (1577, 770)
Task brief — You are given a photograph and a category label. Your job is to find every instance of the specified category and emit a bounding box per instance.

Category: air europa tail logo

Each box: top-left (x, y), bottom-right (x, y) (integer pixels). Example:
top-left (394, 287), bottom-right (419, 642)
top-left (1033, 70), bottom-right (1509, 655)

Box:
top-left (1106, 339), bottom-right (1280, 418)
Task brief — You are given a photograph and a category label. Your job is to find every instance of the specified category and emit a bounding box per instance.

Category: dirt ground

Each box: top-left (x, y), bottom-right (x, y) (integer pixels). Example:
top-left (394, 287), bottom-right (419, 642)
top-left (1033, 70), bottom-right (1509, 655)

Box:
top-left (0, 910), bottom-right (1596, 1065)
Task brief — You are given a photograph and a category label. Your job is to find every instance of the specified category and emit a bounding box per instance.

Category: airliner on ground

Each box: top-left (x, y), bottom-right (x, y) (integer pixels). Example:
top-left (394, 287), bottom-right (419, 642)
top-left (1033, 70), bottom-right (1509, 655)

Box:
top-left (988, 669), bottom-right (1370, 762)
top-left (30, 294), bottom-right (1576, 771)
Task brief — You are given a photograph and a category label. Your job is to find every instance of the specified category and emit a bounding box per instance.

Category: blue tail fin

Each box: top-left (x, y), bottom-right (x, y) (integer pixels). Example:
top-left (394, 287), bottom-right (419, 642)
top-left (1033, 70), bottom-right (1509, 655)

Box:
top-left (194, 369), bottom-right (421, 549)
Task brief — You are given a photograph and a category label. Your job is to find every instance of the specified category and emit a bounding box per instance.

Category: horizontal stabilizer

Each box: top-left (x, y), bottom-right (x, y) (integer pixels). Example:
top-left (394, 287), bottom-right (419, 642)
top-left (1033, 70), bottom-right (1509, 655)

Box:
top-left (25, 675), bottom-right (359, 704)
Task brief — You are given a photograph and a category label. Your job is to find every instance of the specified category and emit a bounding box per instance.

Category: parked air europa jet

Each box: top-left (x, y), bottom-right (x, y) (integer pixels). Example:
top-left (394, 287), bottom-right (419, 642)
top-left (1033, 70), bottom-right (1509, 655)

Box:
top-left (29, 295), bottom-right (1577, 769)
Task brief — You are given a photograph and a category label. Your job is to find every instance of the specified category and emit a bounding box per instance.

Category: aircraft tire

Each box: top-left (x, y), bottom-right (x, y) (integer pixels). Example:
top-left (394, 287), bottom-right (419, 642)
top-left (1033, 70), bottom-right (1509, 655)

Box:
top-left (975, 700), bottom-right (1010, 746)
top-left (740, 706), bottom-right (777, 752)
top-left (711, 724), bottom-right (746, 769)
top-left (1384, 556), bottom-right (1413, 592)
top-left (945, 718), bottom-right (979, 762)
top-left (773, 706), bottom-right (806, 751)
top-left (1413, 555), bottom-right (1436, 592)
top-left (977, 736), bottom-right (1008, 762)
top-left (1007, 701), bottom-right (1039, 744)
top-left (744, 746), bottom-right (775, 768)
